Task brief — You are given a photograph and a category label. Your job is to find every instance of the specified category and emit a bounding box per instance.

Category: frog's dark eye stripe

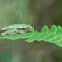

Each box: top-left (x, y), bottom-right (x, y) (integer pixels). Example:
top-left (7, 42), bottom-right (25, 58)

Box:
top-left (16, 28), bottom-right (26, 30)
top-left (4, 28), bottom-right (26, 30)
top-left (22, 28), bottom-right (26, 30)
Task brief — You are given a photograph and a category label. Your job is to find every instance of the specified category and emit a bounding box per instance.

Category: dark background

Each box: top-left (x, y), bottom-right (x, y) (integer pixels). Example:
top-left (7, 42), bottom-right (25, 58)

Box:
top-left (0, 0), bottom-right (62, 62)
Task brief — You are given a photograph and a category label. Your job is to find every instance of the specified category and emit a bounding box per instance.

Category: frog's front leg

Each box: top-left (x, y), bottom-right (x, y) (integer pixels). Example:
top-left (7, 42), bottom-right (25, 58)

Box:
top-left (1, 28), bottom-right (17, 36)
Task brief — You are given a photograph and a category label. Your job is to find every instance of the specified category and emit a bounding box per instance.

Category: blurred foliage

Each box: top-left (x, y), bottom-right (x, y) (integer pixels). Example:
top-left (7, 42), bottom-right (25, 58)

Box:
top-left (0, 52), bottom-right (11, 62)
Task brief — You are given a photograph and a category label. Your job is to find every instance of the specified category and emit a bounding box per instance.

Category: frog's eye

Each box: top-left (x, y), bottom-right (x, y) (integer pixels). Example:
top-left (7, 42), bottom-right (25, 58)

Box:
top-left (26, 27), bottom-right (30, 29)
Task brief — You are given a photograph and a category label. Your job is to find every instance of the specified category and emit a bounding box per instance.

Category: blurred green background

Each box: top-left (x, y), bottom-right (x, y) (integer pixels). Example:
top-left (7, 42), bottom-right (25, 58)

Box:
top-left (0, 0), bottom-right (62, 62)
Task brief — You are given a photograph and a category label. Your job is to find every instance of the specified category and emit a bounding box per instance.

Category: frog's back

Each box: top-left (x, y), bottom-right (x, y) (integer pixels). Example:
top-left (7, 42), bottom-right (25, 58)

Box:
top-left (1, 24), bottom-right (33, 30)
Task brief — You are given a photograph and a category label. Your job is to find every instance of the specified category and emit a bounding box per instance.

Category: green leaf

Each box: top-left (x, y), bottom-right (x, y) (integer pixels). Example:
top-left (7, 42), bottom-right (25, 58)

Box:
top-left (50, 25), bottom-right (57, 34)
top-left (56, 41), bottom-right (62, 46)
top-left (26, 31), bottom-right (38, 42)
top-left (56, 26), bottom-right (62, 35)
top-left (41, 25), bottom-right (49, 33)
